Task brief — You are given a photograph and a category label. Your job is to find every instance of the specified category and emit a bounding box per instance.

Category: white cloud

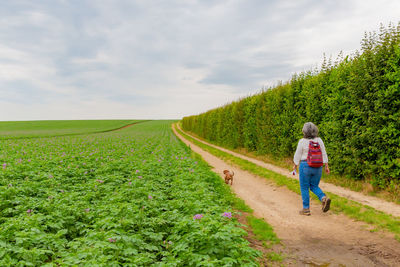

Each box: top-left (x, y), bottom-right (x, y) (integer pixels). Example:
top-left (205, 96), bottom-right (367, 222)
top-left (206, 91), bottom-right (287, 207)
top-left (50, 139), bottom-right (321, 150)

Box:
top-left (0, 0), bottom-right (399, 120)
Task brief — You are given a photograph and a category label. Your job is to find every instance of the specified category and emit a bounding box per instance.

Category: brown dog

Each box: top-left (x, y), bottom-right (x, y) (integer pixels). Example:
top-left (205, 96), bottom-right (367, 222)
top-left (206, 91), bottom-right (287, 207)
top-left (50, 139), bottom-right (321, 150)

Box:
top-left (223, 170), bottom-right (234, 185)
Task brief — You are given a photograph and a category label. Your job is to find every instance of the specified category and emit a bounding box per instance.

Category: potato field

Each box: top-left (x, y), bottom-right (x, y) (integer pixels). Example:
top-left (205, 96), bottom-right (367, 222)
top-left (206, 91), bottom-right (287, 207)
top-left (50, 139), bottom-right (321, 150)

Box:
top-left (0, 120), bottom-right (259, 266)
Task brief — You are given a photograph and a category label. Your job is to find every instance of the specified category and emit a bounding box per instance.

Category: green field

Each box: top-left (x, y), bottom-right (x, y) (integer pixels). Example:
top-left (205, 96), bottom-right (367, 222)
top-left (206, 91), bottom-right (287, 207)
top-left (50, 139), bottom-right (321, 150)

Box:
top-left (0, 120), bottom-right (141, 139)
top-left (0, 120), bottom-right (259, 266)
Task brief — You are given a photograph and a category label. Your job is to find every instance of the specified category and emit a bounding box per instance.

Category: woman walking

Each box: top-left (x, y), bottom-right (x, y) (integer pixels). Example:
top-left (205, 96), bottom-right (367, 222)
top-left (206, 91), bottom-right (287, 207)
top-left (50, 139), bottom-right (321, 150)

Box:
top-left (293, 122), bottom-right (331, 216)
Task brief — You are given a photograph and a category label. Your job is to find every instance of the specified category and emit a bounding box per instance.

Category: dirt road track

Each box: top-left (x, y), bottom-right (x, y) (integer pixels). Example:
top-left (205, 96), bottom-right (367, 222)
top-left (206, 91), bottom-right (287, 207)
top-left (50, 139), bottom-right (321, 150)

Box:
top-left (173, 125), bottom-right (400, 266)
top-left (175, 125), bottom-right (400, 218)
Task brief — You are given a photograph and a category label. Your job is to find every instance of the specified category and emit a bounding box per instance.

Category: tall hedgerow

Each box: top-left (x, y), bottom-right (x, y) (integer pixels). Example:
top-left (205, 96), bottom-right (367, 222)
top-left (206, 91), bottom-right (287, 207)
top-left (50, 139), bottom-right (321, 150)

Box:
top-left (182, 23), bottom-right (400, 189)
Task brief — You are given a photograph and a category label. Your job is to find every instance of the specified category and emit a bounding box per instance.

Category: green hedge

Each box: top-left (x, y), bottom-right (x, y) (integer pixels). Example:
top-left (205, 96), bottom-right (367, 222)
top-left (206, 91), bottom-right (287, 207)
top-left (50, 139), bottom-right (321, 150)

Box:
top-left (182, 23), bottom-right (400, 189)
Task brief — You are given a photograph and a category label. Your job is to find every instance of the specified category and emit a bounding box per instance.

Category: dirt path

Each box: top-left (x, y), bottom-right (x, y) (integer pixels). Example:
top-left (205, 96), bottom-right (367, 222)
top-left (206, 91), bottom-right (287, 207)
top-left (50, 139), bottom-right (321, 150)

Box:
top-left (173, 125), bottom-right (400, 266)
top-left (176, 125), bottom-right (400, 218)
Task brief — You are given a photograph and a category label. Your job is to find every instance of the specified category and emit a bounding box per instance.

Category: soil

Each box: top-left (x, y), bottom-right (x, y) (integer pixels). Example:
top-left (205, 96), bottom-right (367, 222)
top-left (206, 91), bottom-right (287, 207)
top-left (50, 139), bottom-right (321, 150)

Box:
top-left (110, 121), bottom-right (144, 131)
top-left (173, 124), bottom-right (400, 266)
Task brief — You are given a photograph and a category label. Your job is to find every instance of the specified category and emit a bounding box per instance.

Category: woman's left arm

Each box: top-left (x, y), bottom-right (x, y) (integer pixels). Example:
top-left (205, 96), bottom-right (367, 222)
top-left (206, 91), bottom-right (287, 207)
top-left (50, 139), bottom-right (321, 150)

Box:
top-left (318, 138), bottom-right (328, 162)
top-left (319, 138), bottom-right (330, 174)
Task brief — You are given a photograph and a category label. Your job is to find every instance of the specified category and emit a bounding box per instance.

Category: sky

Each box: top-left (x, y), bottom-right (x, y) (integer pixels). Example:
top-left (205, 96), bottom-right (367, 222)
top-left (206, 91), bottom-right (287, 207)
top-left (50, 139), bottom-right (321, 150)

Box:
top-left (1, 0), bottom-right (399, 121)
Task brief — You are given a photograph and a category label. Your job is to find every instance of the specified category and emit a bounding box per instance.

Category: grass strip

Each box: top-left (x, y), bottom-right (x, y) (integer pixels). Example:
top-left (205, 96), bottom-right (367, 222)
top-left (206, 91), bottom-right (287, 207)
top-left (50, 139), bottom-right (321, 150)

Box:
top-left (230, 197), bottom-right (284, 263)
top-left (247, 215), bottom-right (280, 247)
top-left (232, 200), bottom-right (284, 263)
top-left (175, 124), bottom-right (400, 240)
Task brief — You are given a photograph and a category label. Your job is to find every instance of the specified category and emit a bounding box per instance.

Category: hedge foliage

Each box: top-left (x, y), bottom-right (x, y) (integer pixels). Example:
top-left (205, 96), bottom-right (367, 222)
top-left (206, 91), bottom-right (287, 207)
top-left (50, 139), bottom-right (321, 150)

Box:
top-left (182, 23), bottom-right (400, 189)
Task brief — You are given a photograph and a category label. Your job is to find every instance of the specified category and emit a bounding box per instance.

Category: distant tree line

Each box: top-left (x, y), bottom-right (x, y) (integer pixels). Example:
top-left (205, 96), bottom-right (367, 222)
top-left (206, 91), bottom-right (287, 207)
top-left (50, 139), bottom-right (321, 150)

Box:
top-left (182, 23), bottom-right (400, 190)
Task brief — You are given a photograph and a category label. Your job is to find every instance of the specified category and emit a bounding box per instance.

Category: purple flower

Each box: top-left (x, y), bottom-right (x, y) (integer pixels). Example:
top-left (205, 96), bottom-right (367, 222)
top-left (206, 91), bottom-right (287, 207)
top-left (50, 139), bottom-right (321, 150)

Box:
top-left (164, 240), bottom-right (173, 248)
top-left (136, 170), bottom-right (140, 173)
top-left (193, 214), bottom-right (204, 220)
top-left (27, 209), bottom-right (32, 214)
top-left (138, 176), bottom-right (142, 179)
top-left (128, 181), bottom-right (132, 185)
top-left (108, 238), bottom-right (116, 243)
top-left (148, 195), bottom-right (153, 199)
top-left (2, 163), bottom-right (6, 170)
top-left (96, 179), bottom-right (104, 183)
top-left (84, 208), bottom-right (90, 213)
top-left (222, 212), bottom-right (232, 218)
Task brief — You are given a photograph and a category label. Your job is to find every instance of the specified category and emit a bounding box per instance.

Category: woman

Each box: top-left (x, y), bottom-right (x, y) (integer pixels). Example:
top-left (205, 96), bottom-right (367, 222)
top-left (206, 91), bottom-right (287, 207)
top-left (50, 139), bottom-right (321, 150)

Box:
top-left (293, 122), bottom-right (331, 216)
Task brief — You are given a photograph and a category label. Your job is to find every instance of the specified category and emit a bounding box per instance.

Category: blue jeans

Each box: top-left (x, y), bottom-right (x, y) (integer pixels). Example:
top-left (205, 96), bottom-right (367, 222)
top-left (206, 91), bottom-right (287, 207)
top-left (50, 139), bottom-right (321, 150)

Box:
top-left (299, 161), bottom-right (325, 209)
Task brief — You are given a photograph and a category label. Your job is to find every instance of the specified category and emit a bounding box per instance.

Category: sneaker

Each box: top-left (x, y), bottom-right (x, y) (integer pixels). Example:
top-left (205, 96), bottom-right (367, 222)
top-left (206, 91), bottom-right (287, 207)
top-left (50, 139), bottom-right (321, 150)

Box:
top-left (322, 196), bottom-right (331, 212)
top-left (299, 208), bottom-right (311, 216)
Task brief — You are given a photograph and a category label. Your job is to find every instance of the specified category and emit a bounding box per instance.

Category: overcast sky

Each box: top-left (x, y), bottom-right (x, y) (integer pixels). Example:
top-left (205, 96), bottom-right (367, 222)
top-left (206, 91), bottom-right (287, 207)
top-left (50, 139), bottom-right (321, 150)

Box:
top-left (1, 0), bottom-right (399, 120)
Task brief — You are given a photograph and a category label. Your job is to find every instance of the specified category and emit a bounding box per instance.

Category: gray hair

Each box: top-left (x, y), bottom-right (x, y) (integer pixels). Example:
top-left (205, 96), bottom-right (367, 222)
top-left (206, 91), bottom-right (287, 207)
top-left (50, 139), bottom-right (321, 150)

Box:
top-left (302, 122), bottom-right (319, 139)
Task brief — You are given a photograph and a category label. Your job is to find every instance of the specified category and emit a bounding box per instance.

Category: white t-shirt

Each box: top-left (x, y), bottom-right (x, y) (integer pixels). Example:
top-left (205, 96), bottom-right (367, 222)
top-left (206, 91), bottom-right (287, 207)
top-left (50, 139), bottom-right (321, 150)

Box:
top-left (293, 137), bottom-right (328, 165)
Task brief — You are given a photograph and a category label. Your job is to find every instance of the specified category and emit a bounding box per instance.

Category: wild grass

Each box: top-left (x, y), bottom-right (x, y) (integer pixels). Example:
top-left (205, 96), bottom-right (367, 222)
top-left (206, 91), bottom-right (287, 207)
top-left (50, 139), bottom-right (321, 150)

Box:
top-left (247, 215), bottom-right (280, 247)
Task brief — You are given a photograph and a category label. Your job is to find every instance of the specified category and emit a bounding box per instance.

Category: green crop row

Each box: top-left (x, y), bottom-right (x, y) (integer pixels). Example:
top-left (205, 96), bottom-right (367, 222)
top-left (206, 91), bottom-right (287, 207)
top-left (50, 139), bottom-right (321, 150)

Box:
top-left (0, 121), bottom-right (260, 266)
top-left (0, 120), bottom-right (142, 139)
top-left (182, 23), bottom-right (400, 190)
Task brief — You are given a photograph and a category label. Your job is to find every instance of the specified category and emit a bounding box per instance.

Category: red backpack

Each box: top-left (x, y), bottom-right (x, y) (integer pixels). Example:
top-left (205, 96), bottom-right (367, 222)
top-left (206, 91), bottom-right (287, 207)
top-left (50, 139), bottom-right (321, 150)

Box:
top-left (307, 141), bottom-right (323, 168)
